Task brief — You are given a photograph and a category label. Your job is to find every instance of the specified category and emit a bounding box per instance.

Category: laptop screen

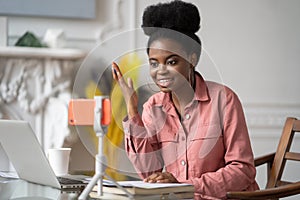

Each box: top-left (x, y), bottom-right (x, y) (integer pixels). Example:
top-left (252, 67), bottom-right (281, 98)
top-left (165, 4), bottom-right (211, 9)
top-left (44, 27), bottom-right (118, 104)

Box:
top-left (0, 120), bottom-right (61, 189)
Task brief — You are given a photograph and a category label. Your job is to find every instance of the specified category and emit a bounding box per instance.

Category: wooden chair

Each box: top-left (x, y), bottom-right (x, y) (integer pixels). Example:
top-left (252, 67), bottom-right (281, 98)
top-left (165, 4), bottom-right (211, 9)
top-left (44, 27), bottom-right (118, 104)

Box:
top-left (227, 117), bottom-right (300, 199)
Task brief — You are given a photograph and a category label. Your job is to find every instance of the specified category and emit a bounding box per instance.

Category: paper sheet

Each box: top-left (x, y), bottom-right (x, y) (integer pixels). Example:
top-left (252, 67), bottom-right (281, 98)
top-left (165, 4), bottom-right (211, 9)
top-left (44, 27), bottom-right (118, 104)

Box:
top-left (101, 179), bottom-right (192, 189)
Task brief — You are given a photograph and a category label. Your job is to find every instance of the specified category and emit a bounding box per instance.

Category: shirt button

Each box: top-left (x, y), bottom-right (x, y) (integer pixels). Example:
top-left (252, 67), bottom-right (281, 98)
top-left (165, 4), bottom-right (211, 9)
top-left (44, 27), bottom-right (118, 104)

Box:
top-left (181, 136), bottom-right (185, 141)
top-left (181, 160), bottom-right (186, 166)
top-left (185, 114), bottom-right (190, 120)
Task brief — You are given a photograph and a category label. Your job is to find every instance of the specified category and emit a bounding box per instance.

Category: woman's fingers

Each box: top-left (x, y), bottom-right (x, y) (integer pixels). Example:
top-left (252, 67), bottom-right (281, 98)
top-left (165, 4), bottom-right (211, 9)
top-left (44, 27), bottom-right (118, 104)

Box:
top-left (127, 77), bottom-right (133, 89)
top-left (112, 62), bottom-right (134, 90)
top-left (112, 62), bottom-right (122, 80)
top-left (112, 62), bottom-right (127, 87)
top-left (144, 172), bottom-right (165, 183)
top-left (144, 172), bottom-right (178, 183)
top-left (144, 172), bottom-right (160, 182)
top-left (111, 61), bottom-right (139, 118)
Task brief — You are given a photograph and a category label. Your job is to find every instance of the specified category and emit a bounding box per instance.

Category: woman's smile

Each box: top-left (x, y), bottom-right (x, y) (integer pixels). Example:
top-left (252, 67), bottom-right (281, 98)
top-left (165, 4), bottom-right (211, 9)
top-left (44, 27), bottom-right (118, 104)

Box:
top-left (157, 78), bottom-right (173, 88)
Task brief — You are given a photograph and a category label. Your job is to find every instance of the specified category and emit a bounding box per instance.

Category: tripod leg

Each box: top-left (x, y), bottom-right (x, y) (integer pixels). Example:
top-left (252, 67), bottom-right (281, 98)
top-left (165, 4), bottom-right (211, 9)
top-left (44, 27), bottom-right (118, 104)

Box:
top-left (78, 173), bottom-right (102, 200)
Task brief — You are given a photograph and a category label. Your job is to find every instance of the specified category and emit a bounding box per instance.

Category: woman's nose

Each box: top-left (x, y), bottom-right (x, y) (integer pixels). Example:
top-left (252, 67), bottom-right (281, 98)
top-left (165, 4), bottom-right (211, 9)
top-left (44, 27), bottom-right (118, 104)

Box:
top-left (158, 64), bottom-right (167, 73)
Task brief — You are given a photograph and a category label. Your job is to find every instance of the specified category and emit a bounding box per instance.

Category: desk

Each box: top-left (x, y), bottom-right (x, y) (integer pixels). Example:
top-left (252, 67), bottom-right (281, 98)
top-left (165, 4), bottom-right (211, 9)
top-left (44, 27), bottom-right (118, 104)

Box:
top-left (1, 177), bottom-right (194, 200)
top-left (0, 177), bottom-right (85, 200)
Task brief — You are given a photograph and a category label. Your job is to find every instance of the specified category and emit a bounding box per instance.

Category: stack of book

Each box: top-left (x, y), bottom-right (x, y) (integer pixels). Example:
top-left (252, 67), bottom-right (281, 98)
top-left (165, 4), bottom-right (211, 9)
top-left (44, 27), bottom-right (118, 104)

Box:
top-left (89, 180), bottom-right (195, 199)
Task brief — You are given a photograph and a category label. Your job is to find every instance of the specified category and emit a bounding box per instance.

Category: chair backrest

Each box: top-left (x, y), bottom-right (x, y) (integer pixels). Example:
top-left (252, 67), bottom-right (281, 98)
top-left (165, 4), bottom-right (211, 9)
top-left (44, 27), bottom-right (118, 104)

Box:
top-left (267, 117), bottom-right (300, 188)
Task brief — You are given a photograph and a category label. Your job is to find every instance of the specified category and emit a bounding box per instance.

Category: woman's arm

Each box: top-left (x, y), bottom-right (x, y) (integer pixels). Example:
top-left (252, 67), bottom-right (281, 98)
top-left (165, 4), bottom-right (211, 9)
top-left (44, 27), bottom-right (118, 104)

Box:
top-left (112, 62), bottom-right (164, 178)
top-left (122, 112), bottom-right (164, 179)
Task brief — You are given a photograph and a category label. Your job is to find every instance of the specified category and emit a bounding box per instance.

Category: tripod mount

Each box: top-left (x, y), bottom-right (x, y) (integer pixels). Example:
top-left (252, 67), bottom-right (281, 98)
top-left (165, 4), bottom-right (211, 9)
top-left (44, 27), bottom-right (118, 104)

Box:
top-left (69, 96), bottom-right (133, 199)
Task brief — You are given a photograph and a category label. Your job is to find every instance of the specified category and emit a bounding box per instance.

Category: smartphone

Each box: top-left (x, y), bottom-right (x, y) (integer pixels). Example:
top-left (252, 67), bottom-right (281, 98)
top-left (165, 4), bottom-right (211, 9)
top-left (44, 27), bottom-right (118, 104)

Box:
top-left (68, 98), bottom-right (111, 126)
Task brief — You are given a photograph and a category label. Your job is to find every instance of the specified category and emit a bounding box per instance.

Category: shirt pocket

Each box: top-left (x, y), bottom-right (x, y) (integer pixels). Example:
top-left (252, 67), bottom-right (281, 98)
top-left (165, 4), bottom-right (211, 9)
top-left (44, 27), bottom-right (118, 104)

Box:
top-left (189, 123), bottom-right (223, 159)
top-left (157, 128), bottom-right (179, 166)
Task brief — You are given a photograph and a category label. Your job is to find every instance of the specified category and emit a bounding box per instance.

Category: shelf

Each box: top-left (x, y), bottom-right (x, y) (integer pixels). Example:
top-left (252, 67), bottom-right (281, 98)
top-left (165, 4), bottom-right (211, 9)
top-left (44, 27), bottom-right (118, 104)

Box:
top-left (0, 46), bottom-right (86, 60)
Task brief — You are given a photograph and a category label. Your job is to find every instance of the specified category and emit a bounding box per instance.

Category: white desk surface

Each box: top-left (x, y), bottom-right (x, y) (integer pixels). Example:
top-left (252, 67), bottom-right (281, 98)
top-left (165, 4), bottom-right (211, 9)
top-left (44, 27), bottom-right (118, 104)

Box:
top-left (0, 177), bottom-right (82, 200)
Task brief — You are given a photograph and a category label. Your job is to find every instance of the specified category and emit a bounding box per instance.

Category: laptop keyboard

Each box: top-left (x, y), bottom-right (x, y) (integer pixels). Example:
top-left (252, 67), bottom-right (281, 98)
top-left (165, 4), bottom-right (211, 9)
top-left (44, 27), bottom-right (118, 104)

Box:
top-left (57, 176), bottom-right (84, 184)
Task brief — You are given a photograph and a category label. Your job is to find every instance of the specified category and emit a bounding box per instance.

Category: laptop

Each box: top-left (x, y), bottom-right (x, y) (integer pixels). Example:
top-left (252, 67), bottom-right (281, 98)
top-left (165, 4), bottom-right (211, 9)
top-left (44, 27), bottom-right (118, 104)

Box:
top-left (0, 119), bottom-right (87, 190)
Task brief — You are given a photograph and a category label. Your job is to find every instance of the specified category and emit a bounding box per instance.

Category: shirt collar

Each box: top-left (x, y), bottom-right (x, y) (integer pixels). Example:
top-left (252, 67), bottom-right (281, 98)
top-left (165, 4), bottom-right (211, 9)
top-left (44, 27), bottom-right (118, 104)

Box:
top-left (156, 72), bottom-right (210, 116)
top-left (194, 72), bottom-right (210, 102)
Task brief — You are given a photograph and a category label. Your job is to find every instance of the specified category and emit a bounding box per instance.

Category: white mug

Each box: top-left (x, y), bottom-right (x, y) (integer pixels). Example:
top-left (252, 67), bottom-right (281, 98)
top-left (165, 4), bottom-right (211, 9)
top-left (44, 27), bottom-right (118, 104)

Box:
top-left (47, 148), bottom-right (71, 176)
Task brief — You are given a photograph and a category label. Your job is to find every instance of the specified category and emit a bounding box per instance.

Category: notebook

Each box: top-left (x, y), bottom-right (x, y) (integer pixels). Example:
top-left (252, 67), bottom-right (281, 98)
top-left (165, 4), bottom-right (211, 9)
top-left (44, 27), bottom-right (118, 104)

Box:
top-left (0, 119), bottom-right (87, 190)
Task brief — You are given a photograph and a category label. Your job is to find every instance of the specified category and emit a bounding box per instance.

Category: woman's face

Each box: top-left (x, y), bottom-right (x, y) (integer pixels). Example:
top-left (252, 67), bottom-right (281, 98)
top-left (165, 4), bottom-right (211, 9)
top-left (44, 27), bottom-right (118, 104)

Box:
top-left (148, 38), bottom-right (193, 93)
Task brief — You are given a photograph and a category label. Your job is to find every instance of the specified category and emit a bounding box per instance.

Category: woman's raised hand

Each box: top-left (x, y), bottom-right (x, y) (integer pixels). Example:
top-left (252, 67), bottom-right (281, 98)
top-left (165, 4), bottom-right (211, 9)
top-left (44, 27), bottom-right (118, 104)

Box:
top-left (112, 62), bottom-right (139, 118)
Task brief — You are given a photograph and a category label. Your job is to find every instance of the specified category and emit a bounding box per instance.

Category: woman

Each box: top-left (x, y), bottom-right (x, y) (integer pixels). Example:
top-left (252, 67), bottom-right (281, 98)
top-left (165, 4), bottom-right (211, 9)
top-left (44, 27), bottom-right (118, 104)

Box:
top-left (112, 0), bottom-right (259, 199)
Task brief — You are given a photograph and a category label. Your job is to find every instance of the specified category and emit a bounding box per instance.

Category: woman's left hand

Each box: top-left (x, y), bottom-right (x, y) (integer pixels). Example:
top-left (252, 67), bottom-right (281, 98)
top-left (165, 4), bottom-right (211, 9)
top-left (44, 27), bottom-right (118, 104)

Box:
top-left (143, 172), bottom-right (179, 183)
top-left (111, 62), bottom-right (139, 118)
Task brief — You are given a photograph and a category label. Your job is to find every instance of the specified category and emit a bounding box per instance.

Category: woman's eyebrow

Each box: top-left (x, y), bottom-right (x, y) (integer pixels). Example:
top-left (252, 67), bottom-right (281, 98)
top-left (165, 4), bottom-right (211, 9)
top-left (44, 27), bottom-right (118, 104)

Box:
top-left (148, 54), bottom-right (179, 62)
top-left (166, 54), bottom-right (179, 60)
top-left (148, 58), bottom-right (157, 62)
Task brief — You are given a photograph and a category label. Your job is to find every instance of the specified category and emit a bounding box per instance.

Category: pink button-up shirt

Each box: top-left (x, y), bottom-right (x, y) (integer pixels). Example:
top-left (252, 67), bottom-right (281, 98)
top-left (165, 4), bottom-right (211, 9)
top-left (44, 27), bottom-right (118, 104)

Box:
top-left (123, 73), bottom-right (259, 199)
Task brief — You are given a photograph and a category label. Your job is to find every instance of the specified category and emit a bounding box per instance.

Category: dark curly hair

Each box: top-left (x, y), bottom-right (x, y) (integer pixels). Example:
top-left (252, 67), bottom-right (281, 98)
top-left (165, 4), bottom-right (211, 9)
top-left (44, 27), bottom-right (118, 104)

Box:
top-left (142, 0), bottom-right (202, 63)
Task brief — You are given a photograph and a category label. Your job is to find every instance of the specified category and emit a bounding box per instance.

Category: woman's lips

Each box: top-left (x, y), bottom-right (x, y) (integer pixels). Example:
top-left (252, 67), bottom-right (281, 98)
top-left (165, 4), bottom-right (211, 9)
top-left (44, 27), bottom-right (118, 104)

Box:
top-left (157, 78), bottom-right (173, 87)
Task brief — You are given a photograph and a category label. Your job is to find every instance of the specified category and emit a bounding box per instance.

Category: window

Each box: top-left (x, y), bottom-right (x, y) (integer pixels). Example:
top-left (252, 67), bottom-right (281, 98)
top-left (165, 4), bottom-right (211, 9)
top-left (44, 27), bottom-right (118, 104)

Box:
top-left (0, 0), bottom-right (96, 19)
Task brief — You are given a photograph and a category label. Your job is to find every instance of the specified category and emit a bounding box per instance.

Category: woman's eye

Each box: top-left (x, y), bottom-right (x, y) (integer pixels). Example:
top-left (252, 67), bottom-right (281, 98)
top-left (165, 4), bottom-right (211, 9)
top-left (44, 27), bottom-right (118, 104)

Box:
top-left (150, 62), bottom-right (159, 68)
top-left (167, 60), bottom-right (176, 65)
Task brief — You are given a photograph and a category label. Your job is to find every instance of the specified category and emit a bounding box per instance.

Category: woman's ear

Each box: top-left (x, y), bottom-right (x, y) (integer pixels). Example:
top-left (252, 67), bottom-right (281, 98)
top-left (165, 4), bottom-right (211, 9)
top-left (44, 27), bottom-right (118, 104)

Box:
top-left (190, 53), bottom-right (198, 67)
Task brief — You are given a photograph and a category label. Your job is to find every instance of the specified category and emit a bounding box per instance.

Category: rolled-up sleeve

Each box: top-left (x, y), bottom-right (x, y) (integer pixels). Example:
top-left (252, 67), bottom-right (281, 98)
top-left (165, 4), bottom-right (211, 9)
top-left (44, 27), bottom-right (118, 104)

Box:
top-left (122, 113), bottom-right (163, 178)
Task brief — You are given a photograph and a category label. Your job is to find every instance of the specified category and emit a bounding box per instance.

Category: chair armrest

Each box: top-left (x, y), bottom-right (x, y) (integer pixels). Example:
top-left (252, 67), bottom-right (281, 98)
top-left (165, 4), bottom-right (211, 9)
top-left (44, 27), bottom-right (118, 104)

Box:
top-left (227, 181), bottom-right (300, 199)
top-left (254, 152), bottom-right (275, 167)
